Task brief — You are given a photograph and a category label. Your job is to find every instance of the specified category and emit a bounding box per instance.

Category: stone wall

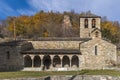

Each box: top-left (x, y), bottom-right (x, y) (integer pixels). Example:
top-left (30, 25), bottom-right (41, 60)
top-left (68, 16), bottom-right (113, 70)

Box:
top-left (0, 41), bottom-right (32, 71)
top-left (0, 46), bottom-right (24, 71)
top-left (80, 38), bottom-right (117, 69)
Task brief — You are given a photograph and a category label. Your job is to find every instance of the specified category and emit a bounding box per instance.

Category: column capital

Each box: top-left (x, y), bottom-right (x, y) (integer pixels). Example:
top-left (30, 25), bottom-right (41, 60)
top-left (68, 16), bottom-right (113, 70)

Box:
top-left (30, 55), bottom-right (34, 60)
top-left (40, 55), bottom-right (44, 60)
top-left (68, 55), bottom-right (72, 60)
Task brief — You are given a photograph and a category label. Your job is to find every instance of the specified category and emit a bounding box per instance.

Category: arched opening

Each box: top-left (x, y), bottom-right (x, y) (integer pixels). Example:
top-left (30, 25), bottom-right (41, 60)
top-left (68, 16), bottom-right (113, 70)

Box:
top-left (71, 55), bottom-right (79, 68)
top-left (84, 19), bottom-right (88, 28)
top-left (62, 56), bottom-right (70, 68)
top-left (33, 56), bottom-right (41, 67)
top-left (53, 55), bottom-right (61, 68)
top-left (92, 19), bottom-right (96, 28)
top-left (95, 31), bottom-right (99, 37)
top-left (24, 55), bottom-right (32, 67)
top-left (43, 55), bottom-right (51, 70)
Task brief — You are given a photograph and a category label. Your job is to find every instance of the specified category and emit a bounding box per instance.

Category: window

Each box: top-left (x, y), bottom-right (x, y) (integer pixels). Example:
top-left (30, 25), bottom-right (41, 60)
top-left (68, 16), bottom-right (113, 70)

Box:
top-left (84, 19), bottom-right (88, 28)
top-left (95, 46), bottom-right (97, 55)
top-left (6, 51), bottom-right (10, 59)
top-left (95, 31), bottom-right (99, 37)
top-left (92, 19), bottom-right (96, 28)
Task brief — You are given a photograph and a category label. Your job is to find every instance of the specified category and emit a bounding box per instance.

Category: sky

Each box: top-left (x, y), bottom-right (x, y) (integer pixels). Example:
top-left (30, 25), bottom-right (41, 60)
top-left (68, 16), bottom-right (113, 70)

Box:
top-left (0, 0), bottom-right (120, 21)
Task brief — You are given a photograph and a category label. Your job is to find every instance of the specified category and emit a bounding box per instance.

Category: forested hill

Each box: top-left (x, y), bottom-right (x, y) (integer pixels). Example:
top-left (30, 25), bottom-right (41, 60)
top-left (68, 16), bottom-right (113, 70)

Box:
top-left (0, 11), bottom-right (120, 45)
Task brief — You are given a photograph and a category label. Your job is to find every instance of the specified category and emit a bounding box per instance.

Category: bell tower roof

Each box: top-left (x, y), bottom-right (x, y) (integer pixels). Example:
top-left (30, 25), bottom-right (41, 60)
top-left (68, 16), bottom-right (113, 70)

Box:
top-left (79, 12), bottom-right (101, 18)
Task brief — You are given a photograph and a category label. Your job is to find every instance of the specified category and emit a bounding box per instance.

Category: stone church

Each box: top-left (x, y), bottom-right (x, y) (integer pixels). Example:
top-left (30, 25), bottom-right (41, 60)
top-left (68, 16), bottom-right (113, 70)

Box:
top-left (0, 15), bottom-right (117, 71)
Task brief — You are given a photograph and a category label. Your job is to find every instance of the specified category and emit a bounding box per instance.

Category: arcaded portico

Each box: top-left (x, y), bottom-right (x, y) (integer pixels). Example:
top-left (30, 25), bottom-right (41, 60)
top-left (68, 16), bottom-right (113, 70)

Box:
top-left (22, 49), bottom-right (80, 71)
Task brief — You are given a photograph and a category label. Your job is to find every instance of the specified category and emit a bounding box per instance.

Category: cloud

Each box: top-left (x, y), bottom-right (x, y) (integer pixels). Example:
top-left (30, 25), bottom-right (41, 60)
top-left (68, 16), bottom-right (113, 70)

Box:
top-left (27, 0), bottom-right (45, 11)
top-left (0, 1), bottom-right (16, 16)
top-left (0, 0), bottom-right (36, 18)
top-left (0, 0), bottom-right (120, 21)
top-left (26, 0), bottom-right (120, 21)
top-left (17, 9), bottom-right (35, 15)
top-left (27, 0), bottom-right (81, 12)
top-left (27, 0), bottom-right (110, 13)
top-left (89, 0), bottom-right (120, 21)
top-left (41, 0), bottom-right (70, 12)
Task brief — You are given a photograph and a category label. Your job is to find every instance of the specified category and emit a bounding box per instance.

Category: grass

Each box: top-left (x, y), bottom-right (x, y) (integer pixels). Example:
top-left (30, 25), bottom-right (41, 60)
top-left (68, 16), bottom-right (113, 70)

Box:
top-left (0, 70), bottom-right (120, 79)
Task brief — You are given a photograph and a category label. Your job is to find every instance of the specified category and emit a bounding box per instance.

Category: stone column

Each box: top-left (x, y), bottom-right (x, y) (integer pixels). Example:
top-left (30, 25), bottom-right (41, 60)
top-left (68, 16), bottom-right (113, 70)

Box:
top-left (69, 55), bottom-right (72, 70)
top-left (40, 55), bottom-right (44, 71)
top-left (23, 55), bottom-right (25, 67)
top-left (60, 55), bottom-right (63, 68)
top-left (50, 55), bottom-right (54, 70)
top-left (30, 55), bottom-right (34, 68)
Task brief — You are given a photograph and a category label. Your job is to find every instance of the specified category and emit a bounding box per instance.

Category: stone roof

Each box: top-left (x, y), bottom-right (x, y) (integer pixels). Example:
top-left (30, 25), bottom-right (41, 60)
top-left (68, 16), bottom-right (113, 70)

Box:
top-left (21, 49), bottom-right (81, 54)
top-left (80, 13), bottom-right (101, 18)
top-left (31, 37), bottom-right (91, 41)
top-left (0, 40), bottom-right (27, 46)
top-left (0, 37), bottom-right (91, 46)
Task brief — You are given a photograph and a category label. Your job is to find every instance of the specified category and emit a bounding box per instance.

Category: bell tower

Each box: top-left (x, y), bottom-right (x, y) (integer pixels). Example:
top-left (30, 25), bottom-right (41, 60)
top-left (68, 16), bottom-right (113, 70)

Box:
top-left (79, 16), bottom-right (101, 39)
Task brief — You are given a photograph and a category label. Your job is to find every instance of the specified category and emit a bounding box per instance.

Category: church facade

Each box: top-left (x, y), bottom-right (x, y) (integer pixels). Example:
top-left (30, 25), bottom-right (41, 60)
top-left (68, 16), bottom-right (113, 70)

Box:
top-left (0, 15), bottom-right (117, 71)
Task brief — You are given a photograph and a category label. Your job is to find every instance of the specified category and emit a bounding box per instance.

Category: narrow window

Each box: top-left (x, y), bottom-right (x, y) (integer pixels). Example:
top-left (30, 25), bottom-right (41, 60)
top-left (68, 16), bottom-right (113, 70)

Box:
top-left (92, 19), bottom-right (96, 28)
top-left (6, 51), bottom-right (10, 59)
top-left (95, 46), bottom-right (97, 55)
top-left (95, 31), bottom-right (99, 37)
top-left (84, 19), bottom-right (88, 28)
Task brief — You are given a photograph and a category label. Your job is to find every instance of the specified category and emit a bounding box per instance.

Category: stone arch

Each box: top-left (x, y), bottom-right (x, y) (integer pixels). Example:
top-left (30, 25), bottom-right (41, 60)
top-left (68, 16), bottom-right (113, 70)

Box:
top-left (43, 55), bottom-right (51, 70)
top-left (33, 55), bottom-right (41, 67)
top-left (62, 55), bottom-right (70, 67)
top-left (24, 55), bottom-right (32, 67)
top-left (71, 55), bottom-right (79, 68)
top-left (53, 55), bottom-right (61, 68)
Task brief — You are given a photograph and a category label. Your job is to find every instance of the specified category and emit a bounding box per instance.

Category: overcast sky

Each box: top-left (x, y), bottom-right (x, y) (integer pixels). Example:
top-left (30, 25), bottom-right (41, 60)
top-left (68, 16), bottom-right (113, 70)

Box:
top-left (0, 0), bottom-right (120, 21)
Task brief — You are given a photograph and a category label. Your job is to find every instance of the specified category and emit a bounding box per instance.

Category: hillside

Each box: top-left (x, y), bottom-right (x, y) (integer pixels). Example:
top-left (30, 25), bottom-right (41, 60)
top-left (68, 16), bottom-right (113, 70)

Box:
top-left (0, 11), bottom-right (120, 44)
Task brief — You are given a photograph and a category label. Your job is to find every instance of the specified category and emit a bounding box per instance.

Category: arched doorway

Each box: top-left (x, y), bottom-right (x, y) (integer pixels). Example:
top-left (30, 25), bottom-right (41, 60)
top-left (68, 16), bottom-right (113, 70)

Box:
top-left (71, 55), bottom-right (79, 68)
top-left (53, 55), bottom-right (61, 68)
top-left (62, 56), bottom-right (70, 68)
top-left (43, 55), bottom-right (51, 70)
top-left (24, 55), bottom-right (32, 67)
top-left (33, 56), bottom-right (41, 67)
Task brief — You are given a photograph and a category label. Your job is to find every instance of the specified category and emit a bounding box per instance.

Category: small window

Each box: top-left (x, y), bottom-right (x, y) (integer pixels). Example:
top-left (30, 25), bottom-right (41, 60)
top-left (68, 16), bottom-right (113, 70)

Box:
top-left (95, 46), bottom-right (97, 55)
top-left (95, 31), bottom-right (99, 37)
top-left (92, 19), bottom-right (96, 28)
top-left (6, 51), bottom-right (10, 59)
top-left (84, 19), bottom-right (88, 28)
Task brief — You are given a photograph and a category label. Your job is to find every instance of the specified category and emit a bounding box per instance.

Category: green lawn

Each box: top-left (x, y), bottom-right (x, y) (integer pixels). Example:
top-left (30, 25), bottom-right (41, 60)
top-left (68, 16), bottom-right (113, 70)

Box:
top-left (0, 70), bottom-right (120, 79)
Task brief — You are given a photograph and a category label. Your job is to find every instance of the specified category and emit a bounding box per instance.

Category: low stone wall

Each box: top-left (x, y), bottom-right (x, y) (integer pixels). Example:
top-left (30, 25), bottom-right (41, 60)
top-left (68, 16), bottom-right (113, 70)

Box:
top-left (2, 75), bottom-right (120, 80)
